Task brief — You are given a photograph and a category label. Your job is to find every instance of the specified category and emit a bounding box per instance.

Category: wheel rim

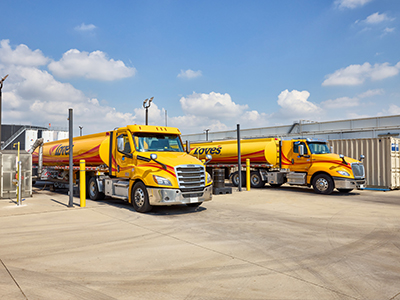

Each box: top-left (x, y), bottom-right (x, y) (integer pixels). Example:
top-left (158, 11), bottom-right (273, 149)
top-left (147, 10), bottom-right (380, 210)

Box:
top-left (315, 177), bottom-right (329, 192)
top-left (134, 188), bottom-right (145, 208)
top-left (251, 174), bottom-right (260, 186)
top-left (89, 181), bottom-right (96, 197)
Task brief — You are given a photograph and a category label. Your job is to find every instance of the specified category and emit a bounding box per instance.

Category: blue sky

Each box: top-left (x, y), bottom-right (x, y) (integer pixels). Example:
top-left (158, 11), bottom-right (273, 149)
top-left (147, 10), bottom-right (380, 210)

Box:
top-left (1, 0), bottom-right (399, 135)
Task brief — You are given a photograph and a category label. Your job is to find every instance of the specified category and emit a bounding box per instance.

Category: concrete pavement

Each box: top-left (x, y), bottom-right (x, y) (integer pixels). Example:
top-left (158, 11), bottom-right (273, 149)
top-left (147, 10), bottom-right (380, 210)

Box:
top-left (1, 185), bottom-right (400, 299)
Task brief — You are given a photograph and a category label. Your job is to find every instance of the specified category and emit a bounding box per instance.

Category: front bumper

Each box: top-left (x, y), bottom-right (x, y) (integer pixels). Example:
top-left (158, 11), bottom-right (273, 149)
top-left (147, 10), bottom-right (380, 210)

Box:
top-left (333, 177), bottom-right (365, 190)
top-left (147, 185), bottom-right (213, 206)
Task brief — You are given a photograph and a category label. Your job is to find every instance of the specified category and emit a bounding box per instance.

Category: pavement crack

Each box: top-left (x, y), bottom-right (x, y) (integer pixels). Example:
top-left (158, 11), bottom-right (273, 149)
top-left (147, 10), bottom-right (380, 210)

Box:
top-left (390, 291), bottom-right (400, 300)
top-left (0, 258), bottom-right (28, 300)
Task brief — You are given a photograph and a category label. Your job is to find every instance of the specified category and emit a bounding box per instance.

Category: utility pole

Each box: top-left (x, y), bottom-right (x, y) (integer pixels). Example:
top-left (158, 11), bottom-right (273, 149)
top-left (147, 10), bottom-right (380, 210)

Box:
top-left (0, 74), bottom-right (9, 149)
top-left (143, 97), bottom-right (153, 125)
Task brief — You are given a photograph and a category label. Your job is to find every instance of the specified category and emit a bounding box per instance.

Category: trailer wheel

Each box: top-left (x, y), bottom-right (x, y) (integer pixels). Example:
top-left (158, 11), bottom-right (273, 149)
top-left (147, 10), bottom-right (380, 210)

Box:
top-left (230, 171), bottom-right (245, 187)
top-left (88, 177), bottom-right (105, 200)
top-left (312, 174), bottom-right (334, 195)
top-left (250, 171), bottom-right (265, 188)
top-left (131, 181), bottom-right (152, 213)
top-left (338, 189), bottom-right (353, 193)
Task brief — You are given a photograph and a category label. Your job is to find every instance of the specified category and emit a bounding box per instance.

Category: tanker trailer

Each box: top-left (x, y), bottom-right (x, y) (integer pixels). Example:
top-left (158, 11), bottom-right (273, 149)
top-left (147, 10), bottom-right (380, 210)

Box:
top-left (32, 125), bottom-right (213, 212)
top-left (189, 137), bottom-right (365, 194)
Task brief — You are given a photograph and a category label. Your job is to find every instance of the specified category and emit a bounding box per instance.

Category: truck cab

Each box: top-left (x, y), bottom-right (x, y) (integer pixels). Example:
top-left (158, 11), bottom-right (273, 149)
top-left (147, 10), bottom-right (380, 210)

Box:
top-left (98, 125), bottom-right (213, 212)
top-left (282, 138), bottom-right (365, 194)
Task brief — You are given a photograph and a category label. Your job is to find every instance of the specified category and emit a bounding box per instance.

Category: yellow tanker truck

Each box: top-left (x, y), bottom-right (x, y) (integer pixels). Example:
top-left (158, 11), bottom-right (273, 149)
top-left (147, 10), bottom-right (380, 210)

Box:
top-left (32, 125), bottom-right (212, 212)
top-left (189, 137), bottom-right (365, 194)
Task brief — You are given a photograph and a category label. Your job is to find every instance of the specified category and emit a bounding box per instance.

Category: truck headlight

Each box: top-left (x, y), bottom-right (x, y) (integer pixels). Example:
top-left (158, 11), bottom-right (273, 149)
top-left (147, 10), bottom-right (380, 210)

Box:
top-left (153, 175), bottom-right (172, 186)
top-left (206, 172), bottom-right (212, 184)
top-left (337, 171), bottom-right (350, 176)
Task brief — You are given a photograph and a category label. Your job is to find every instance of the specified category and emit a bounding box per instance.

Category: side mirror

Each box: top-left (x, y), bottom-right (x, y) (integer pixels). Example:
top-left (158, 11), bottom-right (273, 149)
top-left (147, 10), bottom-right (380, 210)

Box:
top-left (339, 154), bottom-right (348, 165)
top-left (330, 146), bottom-right (333, 153)
top-left (205, 154), bottom-right (212, 165)
top-left (359, 154), bottom-right (365, 162)
top-left (186, 140), bottom-right (191, 154)
top-left (150, 153), bottom-right (158, 160)
top-left (299, 145), bottom-right (304, 156)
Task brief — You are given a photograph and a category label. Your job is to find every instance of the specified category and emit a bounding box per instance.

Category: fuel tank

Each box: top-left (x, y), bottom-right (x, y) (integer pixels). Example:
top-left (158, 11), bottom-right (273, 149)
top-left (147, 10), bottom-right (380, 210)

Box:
top-left (190, 138), bottom-right (280, 166)
top-left (32, 132), bottom-right (110, 166)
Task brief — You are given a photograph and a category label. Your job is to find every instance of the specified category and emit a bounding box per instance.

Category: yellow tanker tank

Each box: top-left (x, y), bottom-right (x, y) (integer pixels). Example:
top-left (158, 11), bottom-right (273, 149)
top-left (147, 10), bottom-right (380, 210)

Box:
top-left (190, 138), bottom-right (280, 166)
top-left (32, 132), bottom-right (110, 166)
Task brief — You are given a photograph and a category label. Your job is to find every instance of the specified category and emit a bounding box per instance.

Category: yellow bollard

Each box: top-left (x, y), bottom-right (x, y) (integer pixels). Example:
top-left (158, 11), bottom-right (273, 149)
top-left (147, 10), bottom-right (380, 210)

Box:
top-left (246, 158), bottom-right (250, 191)
top-left (80, 160), bottom-right (86, 207)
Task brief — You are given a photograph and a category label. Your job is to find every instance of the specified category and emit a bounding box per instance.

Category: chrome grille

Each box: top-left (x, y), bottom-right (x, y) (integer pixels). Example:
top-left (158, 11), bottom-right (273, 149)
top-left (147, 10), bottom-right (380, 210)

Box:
top-left (175, 165), bottom-right (205, 193)
top-left (351, 163), bottom-right (365, 179)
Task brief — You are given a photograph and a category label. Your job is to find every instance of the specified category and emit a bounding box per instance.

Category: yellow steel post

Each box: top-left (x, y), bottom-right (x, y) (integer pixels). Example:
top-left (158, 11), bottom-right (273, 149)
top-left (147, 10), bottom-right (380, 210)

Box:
top-left (80, 160), bottom-right (86, 207)
top-left (246, 158), bottom-right (250, 191)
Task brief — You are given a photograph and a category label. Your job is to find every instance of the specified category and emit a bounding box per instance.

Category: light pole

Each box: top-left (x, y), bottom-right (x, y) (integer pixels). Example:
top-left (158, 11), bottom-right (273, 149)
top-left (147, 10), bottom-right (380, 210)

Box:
top-left (0, 74), bottom-right (9, 149)
top-left (143, 97), bottom-right (153, 125)
top-left (79, 126), bottom-right (83, 136)
top-left (204, 128), bottom-right (210, 141)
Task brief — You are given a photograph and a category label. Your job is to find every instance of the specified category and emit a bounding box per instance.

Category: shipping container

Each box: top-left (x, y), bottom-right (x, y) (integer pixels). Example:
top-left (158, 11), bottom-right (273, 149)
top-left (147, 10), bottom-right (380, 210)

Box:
top-left (329, 137), bottom-right (400, 189)
top-left (25, 129), bottom-right (38, 151)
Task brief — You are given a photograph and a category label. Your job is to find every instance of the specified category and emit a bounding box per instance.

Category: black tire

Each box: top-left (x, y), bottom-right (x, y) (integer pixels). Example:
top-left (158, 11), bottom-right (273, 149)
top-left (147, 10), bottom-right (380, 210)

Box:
top-left (338, 189), bottom-right (353, 193)
top-left (269, 183), bottom-right (282, 188)
top-left (88, 177), bottom-right (105, 200)
top-left (312, 174), bottom-right (334, 195)
top-left (131, 181), bottom-right (152, 213)
top-left (230, 171), bottom-right (245, 187)
top-left (187, 202), bottom-right (202, 207)
top-left (250, 171), bottom-right (265, 188)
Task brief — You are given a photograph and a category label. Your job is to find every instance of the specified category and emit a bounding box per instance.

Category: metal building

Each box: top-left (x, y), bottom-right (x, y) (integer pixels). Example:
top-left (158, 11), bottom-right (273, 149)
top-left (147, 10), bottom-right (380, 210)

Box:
top-left (182, 115), bottom-right (400, 142)
top-left (1, 124), bottom-right (68, 151)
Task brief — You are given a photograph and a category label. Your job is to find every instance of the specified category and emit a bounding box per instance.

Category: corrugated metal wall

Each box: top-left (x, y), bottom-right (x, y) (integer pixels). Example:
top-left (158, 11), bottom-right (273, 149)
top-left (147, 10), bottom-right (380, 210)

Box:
top-left (329, 137), bottom-right (400, 189)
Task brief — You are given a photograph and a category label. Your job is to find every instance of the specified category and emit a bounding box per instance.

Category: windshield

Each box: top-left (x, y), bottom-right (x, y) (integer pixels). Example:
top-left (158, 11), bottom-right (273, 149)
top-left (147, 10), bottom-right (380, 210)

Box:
top-left (307, 142), bottom-right (330, 154)
top-left (134, 133), bottom-right (184, 152)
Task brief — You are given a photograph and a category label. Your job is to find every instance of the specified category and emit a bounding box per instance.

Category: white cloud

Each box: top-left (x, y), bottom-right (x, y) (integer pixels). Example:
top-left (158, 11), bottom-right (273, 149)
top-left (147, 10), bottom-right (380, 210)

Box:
top-left (180, 92), bottom-right (248, 119)
top-left (358, 89), bottom-right (384, 98)
top-left (0, 40), bottom-right (138, 134)
top-left (0, 39), bottom-right (48, 67)
top-left (382, 27), bottom-right (395, 36)
top-left (322, 62), bottom-right (400, 86)
top-left (365, 12), bottom-right (394, 24)
top-left (335, 0), bottom-right (373, 9)
top-left (48, 49), bottom-right (136, 81)
top-left (177, 69), bottom-right (202, 79)
top-left (322, 97), bottom-right (359, 109)
top-left (276, 89), bottom-right (322, 118)
top-left (75, 23), bottom-right (97, 31)
top-left (321, 89), bottom-right (384, 111)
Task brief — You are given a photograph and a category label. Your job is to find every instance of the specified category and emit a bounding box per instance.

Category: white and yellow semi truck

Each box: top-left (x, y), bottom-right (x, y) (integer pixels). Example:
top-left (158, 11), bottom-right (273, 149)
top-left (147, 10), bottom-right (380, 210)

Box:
top-left (32, 125), bottom-right (212, 212)
top-left (189, 137), bottom-right (365, 194)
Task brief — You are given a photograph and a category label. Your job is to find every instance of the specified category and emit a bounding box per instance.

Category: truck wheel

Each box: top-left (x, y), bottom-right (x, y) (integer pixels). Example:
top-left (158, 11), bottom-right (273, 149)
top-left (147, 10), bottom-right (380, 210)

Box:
top-left (230, 171), bottom-right (240, 187)
top-left (88, 177), bottom-right (105, 200)
top-left (131, 182), bottom-right (152, 213)
top-left (312, 174), bottom-right (334, 195)
top-left (338, 189), bottom-right (353, 193)
top-left (250, 171), bottom-right (265, 188)
top-left (230, 171), bottom-right (245, 187)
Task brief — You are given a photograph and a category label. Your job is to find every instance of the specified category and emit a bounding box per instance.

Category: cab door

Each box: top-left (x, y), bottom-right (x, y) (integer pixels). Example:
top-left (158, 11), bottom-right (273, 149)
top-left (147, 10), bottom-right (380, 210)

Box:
top-left (115, 132), bottom-right (136, 178)
top-left (290, 141), bottom-right (312, 173)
